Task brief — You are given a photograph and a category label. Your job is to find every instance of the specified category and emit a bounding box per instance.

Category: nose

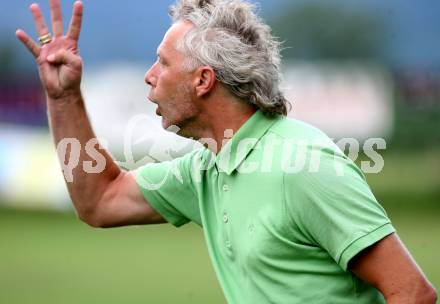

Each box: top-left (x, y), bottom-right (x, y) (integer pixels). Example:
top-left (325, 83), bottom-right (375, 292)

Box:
top-left (144, 62), bottom-right (158, 87)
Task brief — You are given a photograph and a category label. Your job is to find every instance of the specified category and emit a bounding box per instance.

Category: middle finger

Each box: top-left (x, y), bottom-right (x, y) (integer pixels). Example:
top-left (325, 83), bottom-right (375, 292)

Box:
top-left (30, 3), bottom-right (50, 37)
top-left (49, 0), bottom-right (63, 37)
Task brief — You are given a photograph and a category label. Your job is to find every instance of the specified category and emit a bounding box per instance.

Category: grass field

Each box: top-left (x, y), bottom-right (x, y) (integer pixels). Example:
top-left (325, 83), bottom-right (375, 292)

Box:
top-left (0, 149), bottom-right (439, 303)
top-left (0, 209), bottom-right (225, 304)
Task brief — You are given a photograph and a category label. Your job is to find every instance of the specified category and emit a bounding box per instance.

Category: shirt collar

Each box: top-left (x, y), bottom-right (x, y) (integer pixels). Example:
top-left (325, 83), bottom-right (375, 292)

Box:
top-left (215, 110), bottom-right (281, 175)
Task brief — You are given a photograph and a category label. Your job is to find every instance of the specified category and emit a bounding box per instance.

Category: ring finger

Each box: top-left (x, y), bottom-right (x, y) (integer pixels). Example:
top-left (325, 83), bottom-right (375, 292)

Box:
top-left (30, 3), bottom-right (50, 37)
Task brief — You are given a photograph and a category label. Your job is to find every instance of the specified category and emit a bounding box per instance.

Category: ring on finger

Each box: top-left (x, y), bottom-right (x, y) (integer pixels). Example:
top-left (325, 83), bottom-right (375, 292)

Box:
top-left (38, 33), bottom-right (52, 45)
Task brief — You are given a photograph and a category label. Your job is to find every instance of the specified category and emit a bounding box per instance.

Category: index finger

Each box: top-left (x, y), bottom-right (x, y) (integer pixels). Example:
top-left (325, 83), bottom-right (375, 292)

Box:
top-left (30, 3), bottom-right (50, 37)
top-left (66, 1), bottom-right (83, 41)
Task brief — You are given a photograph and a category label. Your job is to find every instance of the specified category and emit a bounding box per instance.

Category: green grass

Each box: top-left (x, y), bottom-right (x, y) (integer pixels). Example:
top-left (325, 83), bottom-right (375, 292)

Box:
top-left (365, 148), bottom-right (440, 201)
top-left (0, 209), bottom-right (225, 304)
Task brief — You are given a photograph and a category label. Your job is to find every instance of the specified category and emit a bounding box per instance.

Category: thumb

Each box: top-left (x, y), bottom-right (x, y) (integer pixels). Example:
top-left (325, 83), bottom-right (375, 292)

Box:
top-left (46, 50), bottom-right (78, 65)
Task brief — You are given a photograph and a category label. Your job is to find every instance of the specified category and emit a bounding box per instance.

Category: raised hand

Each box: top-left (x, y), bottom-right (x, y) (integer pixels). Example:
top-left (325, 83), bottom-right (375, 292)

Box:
top-left (16, 0), bottom-right (84, 100)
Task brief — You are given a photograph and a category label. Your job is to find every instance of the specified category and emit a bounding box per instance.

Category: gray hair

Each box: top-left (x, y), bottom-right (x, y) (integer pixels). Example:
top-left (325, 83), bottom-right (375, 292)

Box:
top-left (169, 0), bottom-right (290, 116)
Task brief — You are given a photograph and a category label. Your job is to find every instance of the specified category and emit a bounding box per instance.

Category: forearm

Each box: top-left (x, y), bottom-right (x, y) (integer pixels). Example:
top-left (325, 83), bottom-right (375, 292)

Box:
top-left (48, 91), bottom-right (121, 221)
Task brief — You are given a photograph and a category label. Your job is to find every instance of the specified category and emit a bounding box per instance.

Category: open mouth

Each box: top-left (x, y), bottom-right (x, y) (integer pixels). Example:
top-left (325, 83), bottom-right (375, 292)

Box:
top-left (147, 95), bottom-right (161, 116)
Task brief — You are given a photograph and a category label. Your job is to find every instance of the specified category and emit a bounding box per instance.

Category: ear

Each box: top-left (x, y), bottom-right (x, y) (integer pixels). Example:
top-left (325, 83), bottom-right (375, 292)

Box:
top-left (194, 66), bottom-right (216, 98)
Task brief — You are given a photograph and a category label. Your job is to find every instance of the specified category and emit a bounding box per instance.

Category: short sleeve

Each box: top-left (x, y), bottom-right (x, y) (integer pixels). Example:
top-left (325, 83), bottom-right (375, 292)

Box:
top-left (284, 149), bottom-right (395, 271)
top-left (136, 150), bottom-right (201, 227)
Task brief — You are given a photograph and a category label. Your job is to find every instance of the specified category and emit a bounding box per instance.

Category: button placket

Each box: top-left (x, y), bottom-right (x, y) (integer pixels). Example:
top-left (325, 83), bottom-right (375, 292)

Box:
top-left (218, 175), bottom-right (234, 257)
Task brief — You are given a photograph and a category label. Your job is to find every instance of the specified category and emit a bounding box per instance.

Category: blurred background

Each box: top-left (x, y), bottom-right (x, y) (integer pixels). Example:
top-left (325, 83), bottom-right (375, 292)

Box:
top-left (1, 0), bottom-right (439, 303)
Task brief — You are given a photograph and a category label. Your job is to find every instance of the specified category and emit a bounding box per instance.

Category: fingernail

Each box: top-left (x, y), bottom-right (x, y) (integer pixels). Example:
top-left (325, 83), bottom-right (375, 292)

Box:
top-left (47, 54), bottom-right (55, 61)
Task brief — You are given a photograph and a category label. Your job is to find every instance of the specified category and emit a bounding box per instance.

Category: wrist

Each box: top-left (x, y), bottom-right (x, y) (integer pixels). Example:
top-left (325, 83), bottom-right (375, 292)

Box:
top-left (47, 88), bottom-right (83, 104)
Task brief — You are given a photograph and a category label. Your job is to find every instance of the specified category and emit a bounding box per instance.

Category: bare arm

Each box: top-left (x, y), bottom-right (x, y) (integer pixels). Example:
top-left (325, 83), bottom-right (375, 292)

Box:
top-left (349, 233), bottom-right (437, 304)
top-left (16, 0), bottom-right (165, 227)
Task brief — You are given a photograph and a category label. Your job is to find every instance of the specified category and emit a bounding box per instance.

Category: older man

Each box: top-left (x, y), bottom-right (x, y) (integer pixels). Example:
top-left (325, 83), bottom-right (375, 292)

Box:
top-left (17, 0), bottom-right (436, 303)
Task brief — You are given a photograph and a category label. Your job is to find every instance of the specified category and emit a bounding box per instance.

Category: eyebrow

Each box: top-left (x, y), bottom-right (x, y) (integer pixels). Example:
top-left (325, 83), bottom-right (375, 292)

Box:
top-left (156, 46), bottom-right (164, 57)
top-left (156, 51), bottom-right (168, 64)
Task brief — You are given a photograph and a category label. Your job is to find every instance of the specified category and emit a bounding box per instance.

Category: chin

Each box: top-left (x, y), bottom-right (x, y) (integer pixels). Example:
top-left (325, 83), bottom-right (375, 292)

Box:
top-left (161, 119), bottom-right (171, 130)
top-left (161, 117), bottom-right (178, 131)
top-left (162, 120), bottom-right (192, 138)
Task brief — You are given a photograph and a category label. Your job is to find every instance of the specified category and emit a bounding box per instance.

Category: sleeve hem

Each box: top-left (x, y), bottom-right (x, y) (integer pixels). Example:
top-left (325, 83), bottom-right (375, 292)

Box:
top-left (136, 173), bottom-right (189, 228)
top-left (338, 223), bottom-right (395, 271)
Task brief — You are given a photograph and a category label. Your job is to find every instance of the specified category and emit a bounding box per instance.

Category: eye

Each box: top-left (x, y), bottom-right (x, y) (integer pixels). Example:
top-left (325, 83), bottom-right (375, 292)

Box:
top-left (159, 58), bottom-right (167, 66)
top-left (156, 54), bottom-right (165, 65)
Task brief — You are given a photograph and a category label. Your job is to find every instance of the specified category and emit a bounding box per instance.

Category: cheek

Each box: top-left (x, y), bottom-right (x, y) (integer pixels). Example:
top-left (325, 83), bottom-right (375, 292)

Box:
top-left (156, 75), bottom-right (172, 93)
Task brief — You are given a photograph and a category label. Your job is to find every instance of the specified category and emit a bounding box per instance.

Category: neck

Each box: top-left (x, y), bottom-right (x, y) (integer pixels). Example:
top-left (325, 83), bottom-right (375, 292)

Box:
top-left (189, 97), bottom-right (257, 154)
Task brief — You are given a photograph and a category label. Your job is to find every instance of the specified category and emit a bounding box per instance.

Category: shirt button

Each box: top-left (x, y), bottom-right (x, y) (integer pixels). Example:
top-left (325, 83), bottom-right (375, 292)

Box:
top-left (223, 184), bottom-right (229, 192)
top-left (223, 213), bottom-right (229, 223)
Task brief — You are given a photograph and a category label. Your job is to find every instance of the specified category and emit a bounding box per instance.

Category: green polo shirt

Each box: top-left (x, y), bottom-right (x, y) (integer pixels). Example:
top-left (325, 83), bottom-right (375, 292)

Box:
top-left (136, 110), bottom-right (394, 303)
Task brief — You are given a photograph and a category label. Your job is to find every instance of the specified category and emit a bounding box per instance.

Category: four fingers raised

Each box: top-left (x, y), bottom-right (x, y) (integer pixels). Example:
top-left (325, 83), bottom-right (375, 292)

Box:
top-left (17, 1), bottom-right (83, 58)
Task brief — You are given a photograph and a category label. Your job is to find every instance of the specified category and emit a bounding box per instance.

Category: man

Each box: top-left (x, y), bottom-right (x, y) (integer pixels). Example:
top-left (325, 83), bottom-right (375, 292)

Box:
top-left (16, 0), bottom-right (437, 303)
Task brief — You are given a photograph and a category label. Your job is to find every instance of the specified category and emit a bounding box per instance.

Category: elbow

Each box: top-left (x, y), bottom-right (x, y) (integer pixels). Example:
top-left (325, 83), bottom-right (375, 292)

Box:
top-left (79, 216), bottom-right (103, 228)
top-left (416, 279), bottom-right (437, 304)
top-left (76, 206), bottom-right (105, 228)
top-left (77, 206), bottom-right (117, 228)
top-left (385, 281), bottom-right (437, 304)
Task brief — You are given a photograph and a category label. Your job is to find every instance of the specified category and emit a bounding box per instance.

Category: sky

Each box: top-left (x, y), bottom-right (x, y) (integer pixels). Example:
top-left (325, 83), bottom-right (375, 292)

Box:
top-left (1, 0), bottom-right (439, 72)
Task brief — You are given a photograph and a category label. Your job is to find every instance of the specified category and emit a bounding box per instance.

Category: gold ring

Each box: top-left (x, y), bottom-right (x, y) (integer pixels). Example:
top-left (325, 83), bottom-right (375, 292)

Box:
top-left (38, 33), bottom-right (52, 45)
